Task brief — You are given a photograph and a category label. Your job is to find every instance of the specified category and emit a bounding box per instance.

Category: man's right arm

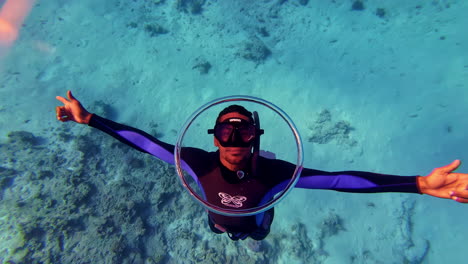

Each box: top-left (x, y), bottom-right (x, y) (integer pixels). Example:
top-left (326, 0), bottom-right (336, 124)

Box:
top-left (56, 90), bottom-right (177, 164)
top-left (88, 114), bottom-right (176, 164)
top-left (88, 114), bottom-right (214, 189)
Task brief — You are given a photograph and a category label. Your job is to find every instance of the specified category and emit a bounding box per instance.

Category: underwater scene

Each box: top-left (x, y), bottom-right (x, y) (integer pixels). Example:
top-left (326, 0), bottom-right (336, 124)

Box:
top-left (1, 0), bottom-right (467, 263)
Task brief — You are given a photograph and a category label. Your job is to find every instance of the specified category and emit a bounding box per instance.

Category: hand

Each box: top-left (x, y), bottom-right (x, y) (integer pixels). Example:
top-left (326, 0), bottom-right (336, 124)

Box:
top-left (55, 90), bottom-right (92, 124)
top-left (418, 160), bottom-right (468, 203)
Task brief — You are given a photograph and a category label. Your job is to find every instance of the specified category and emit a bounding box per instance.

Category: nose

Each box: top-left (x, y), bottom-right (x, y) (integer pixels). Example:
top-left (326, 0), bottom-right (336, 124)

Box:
top-left (229, 128), bottom-right (238, 141)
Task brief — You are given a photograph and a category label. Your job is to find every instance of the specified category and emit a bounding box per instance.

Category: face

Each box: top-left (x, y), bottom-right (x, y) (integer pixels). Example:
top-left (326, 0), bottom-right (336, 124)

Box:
top-left (214, 112), bottom-right (253, 169)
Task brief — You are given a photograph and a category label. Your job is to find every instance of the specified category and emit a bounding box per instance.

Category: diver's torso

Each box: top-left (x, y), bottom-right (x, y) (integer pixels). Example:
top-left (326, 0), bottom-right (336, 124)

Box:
top-left (186, 151), bottom-right (294, 232)
top-left (200, 164), bottom-right (271, 232)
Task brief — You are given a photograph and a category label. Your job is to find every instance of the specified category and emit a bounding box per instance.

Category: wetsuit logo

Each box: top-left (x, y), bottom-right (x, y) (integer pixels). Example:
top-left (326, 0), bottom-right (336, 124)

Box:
top-left (218, 192), bottom-right (247, 208)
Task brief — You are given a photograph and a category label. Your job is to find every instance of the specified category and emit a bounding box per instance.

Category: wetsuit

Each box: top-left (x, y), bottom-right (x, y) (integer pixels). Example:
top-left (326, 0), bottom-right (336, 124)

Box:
top-left (88, 114), bottom-right (421, 240)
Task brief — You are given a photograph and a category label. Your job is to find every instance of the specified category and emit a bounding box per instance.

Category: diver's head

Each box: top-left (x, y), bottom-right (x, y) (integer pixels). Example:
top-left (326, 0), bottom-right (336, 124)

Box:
top-left (215, 105), bottom-right (254, 124)
top-left (209, 105), bottom-right (257, 170)
top-left (210, 105), bottom-right (256, 148)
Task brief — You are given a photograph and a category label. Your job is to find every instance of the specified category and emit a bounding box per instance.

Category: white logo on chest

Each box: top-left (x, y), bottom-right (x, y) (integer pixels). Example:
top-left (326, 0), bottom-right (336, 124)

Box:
top-left (218, 192), bottom-right (247, 208)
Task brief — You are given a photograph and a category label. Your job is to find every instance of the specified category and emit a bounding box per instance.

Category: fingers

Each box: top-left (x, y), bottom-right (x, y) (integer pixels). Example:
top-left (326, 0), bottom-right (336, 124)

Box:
top-left (57, 116), bottom-right (71, 122)
top-left (56, 106), bottom-right (71, 122)
top-left (55, 106), bottom-right (62, 117)
top-left (56, 91), bottom-right (76, 105)
top-left (67, 90), bottom-right (76, 101)
top-left (449, 188), bottom-right (468, 203)
top-left (450, 196), bottom-right (468, 203)
top-left (56, 91), bottom-right (75, 121)
top-left (57, 114), bottom-right (71, 122)
top-left (440, 160), bottom-right (461, 173)
top-left (56, 95), bottom-right (69, 105)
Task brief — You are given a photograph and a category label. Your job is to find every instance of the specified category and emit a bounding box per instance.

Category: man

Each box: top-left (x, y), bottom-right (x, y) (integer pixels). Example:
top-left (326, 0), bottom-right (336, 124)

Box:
top-left (56, 91), bottom-right (468, 241)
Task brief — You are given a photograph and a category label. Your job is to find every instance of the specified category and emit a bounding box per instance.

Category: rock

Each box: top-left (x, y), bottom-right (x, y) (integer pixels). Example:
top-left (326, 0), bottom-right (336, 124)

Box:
top-left (192, 59), bottom-right (212, 75)
top-left (176, 0), bottom-right (206, 15)
top-left (351, 1), bottom-right (365, 11)
top-left (239, 37), bottom-right (272, 64)
top-left (307, 109), bottom-right (356, 147)
top-left (144, 24), bottom-right (169, 37)
top-left (7, 131), bottom-right (43, 147)
top-left (376, 8), bottom-right (386, 18)
top-left (319, 212), bottom-right (346, 239)
top-left (0, 167), bottom-right (16, 192)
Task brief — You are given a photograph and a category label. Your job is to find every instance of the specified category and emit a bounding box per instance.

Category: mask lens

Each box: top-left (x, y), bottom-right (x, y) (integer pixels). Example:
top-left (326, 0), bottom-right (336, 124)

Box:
top-left (238, 124), bottom-right (255, 142)
top-left (215, 123), bottom-right (234, 143)
top-left (214, 122), bottom-right (256, 146)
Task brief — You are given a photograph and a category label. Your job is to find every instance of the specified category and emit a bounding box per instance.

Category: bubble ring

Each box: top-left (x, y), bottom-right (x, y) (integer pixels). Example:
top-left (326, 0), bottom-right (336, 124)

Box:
top-left (174, 95), bottom-right (303, 216)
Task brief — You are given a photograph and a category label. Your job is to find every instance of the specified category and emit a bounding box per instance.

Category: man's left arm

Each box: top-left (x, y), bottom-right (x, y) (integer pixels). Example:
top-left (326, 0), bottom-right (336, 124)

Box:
top-left (297, 168), bottom-right (420, 193)
top-left (297, 160), bottom-right (468, 203)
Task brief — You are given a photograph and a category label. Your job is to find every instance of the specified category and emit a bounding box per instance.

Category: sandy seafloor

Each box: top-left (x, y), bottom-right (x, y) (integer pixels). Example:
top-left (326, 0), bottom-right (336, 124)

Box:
top-left (1, 0), bottom-right (468, 263)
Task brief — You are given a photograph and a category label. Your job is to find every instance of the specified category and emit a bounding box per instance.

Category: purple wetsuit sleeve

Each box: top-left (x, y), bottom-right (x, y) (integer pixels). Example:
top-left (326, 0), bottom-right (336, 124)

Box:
top-left (297, 168), bottom-right (421, 194)
top-left (88, 114), bottom-right (176, 164)
top-left (87, 114), bottom-right (203, 190)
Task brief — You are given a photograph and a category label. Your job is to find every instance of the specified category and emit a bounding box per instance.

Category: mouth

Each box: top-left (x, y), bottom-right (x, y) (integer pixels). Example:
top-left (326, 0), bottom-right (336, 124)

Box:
top-left (226, 148), bottom-right (249, 155)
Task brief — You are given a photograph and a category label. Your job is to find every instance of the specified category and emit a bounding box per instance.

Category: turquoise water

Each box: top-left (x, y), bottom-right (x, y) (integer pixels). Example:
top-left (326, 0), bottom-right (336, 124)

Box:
top-left (1, 1), bottom-right (467, 263)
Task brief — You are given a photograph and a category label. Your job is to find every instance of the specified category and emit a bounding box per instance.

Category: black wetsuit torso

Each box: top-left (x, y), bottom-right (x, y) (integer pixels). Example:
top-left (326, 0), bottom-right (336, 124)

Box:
top-left (185, 151), bottom-right (295, 233)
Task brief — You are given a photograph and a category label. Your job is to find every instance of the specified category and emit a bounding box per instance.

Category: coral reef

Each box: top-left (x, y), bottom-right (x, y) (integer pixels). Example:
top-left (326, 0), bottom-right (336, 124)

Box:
top-left (307, 109), bottom-right (357, 147)
top-left (6, 131), bottom-right (43, 148)
top-left (376, 8), bottom-right (386, 18)
top-left (0, 126), bottom-right (185, 263)
top-left (144, 24), bottom-right (169, 37)
top-left (238, 37), bottom-right (272, 64)
top-left (351, 1), bottom-right (365, 11)
top-left (176, 0), bottom-right (206, 15)
top-left (318, 212), bottom-right (346, 240)
top-left (192, 58), bottom-right (212, 75)
top-left (0, 122), bottom-right (433, 263)
top-left (0, 125), bottom-right (321, 263)
top-left (396, 200), bottom-right (431, 264)
top-left (279, 222), bottom-right (326, 263)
